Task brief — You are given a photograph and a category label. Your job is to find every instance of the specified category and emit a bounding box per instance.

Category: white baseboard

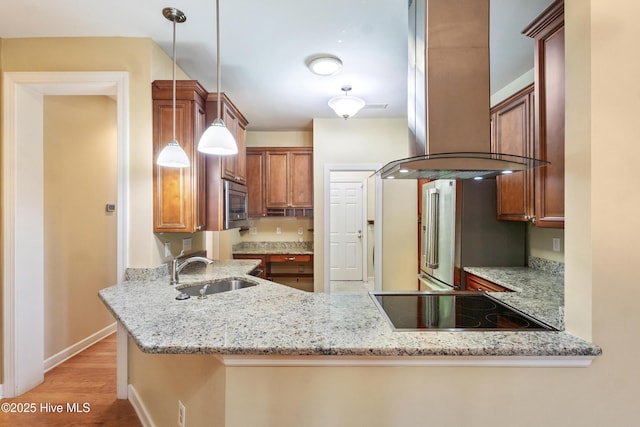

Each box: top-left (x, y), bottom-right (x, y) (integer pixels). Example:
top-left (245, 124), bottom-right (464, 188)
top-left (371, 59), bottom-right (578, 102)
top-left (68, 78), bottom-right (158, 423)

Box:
top-left (44, 322), bottom-right (117, 372)
top-left (128, 384), bottom-right (156, 427)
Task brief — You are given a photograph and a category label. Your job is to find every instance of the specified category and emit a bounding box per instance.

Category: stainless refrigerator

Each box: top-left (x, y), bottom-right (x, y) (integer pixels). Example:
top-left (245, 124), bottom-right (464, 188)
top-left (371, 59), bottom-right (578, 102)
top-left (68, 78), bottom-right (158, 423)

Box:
top-left (419, 179), bottom-right (526, 290)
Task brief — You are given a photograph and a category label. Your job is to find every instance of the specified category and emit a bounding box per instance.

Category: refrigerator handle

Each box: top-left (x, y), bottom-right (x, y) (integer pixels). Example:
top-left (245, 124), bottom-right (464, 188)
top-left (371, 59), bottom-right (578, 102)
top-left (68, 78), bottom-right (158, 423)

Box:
top-left (426, 188), bottom-right (439, 268)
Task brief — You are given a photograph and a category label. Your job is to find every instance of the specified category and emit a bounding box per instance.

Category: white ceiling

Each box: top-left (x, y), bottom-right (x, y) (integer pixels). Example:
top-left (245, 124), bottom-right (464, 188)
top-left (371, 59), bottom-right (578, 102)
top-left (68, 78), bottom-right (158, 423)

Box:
top-left (2, 0), bottom-right (553, 131)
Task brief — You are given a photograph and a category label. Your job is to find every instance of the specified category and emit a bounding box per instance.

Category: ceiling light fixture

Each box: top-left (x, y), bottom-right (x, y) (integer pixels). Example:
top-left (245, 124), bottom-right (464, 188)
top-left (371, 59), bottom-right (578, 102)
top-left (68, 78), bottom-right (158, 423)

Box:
top-left (157, 7), bottom-right (190, 168)
top-left (197, 0), bottom-right (238, 155)
top-left (328, 85), bottom-right (366, 119)
top-left (307, 55), bottom-right (343, 76)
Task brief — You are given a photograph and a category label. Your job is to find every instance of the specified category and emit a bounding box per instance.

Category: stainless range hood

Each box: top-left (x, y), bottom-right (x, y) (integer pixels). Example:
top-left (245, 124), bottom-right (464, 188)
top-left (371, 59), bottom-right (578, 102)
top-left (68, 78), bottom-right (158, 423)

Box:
top-left (377, 0), bottom-right (547, 180)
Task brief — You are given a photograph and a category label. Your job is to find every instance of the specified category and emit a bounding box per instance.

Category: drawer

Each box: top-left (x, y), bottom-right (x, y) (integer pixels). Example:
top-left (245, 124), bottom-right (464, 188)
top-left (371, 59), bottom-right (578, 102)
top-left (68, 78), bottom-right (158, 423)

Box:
top-left (269, 254), bottom-right (312, 263)
top-left (465, 273), bottom-right (512, 292)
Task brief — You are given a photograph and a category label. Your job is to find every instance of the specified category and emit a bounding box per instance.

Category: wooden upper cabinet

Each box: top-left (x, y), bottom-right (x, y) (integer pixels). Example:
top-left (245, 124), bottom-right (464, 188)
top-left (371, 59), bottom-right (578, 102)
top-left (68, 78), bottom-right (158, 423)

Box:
top-left (246, 150), bottom-right (265, 217)
top-left (265, 151), bottom-right (290, 208)
top-left (289, 151), bottom-right (313, 207)
top-left (247, 147), bottom-right (313, 216)
top-left (152, 80), bottom-right (207, 233)
top-left (491, 84), bottom-right (535, 222)
top-left (205, 93), bottom-right (249, 185)
top-left (524, 0), bottom-right (565, 228)
top-left (204, 92), bottom-right (249, 231)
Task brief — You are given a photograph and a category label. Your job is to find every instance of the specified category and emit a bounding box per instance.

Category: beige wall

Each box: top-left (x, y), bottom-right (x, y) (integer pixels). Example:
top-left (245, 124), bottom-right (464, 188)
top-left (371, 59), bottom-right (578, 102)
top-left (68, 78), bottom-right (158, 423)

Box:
top-left (312, 118), bottom-right (416, 292)
top-left (246, 130), bottom-right (312, 147)
top-left (43, 96), bottom-right (117, 358)
top-left (128, 339), bottom-right (226, 427)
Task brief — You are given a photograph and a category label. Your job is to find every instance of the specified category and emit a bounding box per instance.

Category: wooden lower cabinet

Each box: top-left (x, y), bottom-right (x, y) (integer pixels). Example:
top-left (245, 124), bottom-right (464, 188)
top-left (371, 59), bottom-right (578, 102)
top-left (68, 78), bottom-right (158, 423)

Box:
top-left (233, 253), bottom-right (314, 291)
top-left (465, 273), bottom-right (512, 292)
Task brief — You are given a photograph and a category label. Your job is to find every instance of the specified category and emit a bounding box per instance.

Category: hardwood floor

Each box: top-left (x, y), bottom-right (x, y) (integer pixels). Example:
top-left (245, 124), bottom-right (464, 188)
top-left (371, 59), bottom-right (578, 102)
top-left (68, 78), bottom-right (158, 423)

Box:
top-left (0, 333), bottom-right (142, 426)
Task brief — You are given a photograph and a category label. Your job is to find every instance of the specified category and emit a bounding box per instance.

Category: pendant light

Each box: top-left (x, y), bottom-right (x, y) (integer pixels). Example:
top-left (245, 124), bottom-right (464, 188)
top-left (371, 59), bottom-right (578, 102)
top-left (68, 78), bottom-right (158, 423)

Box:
top-left (157, 7), bottom-right (190, 168)
top-left (197, 0), bottom-right (238, 155)
top-left (328, 85), bottom-right (366, 119)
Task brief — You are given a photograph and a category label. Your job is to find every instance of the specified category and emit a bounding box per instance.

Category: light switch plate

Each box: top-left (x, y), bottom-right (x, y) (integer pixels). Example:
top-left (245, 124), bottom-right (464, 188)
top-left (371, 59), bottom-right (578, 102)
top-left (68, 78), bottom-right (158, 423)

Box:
top-left (552, 238), bottom-right (561, 252)
top-left (164, 242), bottom-right (171, 258)
top-left (298, 227), bottom-right (304, 235)
top-left (183, 238), bottom-right (192, 252)
top-left (276, 226), bottom-right (281, 234)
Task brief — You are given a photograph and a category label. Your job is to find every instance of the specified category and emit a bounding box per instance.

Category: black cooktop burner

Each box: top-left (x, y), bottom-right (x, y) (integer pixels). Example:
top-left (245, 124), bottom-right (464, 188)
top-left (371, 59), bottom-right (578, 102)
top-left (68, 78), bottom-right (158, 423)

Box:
top-left (371, 292), bottom-right (555, 331)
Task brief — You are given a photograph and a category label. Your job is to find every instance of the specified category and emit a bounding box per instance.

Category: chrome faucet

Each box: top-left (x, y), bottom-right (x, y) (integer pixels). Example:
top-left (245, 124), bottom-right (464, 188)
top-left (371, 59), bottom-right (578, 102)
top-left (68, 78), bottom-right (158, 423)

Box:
top-left (170, 255), bottom-right (214, 285)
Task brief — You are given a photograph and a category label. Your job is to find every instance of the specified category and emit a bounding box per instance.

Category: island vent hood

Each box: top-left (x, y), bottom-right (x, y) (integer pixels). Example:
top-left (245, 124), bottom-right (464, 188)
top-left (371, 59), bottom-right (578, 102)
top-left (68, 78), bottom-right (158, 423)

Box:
top-left (377, 0), bottom-right (548, 180)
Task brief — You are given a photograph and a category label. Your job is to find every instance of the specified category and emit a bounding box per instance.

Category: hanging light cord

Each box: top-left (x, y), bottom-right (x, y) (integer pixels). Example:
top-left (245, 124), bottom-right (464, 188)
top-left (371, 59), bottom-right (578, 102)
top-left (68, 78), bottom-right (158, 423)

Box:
top-left (172, 15), bottom-right (177, 142)
top-left (216, 0), bottom-right (222, 122)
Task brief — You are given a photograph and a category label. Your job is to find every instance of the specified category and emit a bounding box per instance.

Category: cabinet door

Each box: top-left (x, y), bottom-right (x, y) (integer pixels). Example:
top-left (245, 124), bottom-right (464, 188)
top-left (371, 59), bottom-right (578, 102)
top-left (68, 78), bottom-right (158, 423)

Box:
top-left (289, 151), bottom-right (313, 208)
top-left (246, 150), bottom-right (265, 217)
top-left (526, 1), bottom-right (565, 228)
top-left (221, 103), bottom-right (240, 182)
top-left (265, 151), bottom-right (289, 208)
top-left (194, 102), bottom-right (207, 231)
top-left (153, 99), bottom-right (196, 232)
top-left (491, 85), bottom-right (534, 222)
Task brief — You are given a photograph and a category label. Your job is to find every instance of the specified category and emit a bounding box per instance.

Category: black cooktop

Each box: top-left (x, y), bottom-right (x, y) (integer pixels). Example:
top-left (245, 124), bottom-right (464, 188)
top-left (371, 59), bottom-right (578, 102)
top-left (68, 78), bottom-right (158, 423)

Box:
top-left (370, 292), bottom-right (556, 331)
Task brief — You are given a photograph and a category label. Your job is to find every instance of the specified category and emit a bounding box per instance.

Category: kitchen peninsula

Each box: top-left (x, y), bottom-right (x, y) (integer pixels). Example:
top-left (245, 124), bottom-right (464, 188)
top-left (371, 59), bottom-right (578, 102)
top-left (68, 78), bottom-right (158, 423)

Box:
top-left (99, 259), bottom-right (600, 426)
top-left (100, 260), bottom-right (598, 359)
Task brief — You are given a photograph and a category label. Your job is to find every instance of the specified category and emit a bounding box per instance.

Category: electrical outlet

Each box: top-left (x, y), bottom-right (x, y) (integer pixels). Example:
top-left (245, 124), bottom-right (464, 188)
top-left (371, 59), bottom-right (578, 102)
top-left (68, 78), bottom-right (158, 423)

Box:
top-left (552, 238), bottom-right (561, 252)
top-left (298, 227), bottom-right (304, 235)
top-left (178, 400), bottom-right (186, 427)
top-left (182, 237), bottom-right (192, 252)
top-left (164, 242), bottom-right (172, 258)
top-left (249, 227), bottom-right (257, 235)
top-left (276, 226), bottom-right (282, 234)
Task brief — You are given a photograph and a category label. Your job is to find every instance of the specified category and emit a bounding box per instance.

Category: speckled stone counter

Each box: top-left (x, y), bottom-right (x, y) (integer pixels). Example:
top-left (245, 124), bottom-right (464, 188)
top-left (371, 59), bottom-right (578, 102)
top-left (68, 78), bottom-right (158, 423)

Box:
top-left (232, 241), bottom-right (313, 255)
top-left (464, 266), bottom-right (564, 330)
top-left (99, 260), bottom-right (600, 359)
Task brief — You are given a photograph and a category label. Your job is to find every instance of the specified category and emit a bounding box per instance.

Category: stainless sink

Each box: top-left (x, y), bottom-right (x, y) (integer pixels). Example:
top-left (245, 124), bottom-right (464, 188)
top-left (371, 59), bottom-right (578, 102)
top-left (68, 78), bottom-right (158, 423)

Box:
top-left (176, 278), bottom-right (258, 299)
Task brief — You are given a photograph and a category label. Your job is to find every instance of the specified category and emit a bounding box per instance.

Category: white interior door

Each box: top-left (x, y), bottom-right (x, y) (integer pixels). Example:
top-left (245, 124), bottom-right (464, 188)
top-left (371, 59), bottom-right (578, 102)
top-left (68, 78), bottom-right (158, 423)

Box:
top-left (330, 181), bottom-right (364, 281)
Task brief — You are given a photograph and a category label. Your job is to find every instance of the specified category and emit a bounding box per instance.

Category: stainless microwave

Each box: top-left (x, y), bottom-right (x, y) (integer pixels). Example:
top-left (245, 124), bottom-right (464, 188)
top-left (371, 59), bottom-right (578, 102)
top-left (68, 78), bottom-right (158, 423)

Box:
top-left (224, 180), bottom-right (249, 230)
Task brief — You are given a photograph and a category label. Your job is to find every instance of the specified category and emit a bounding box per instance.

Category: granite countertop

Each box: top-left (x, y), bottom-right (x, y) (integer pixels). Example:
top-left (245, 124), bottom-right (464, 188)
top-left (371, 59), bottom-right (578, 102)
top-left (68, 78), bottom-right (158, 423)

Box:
top-left (464, 266), bottom-right (564, 330)
top-left (232, 241), bottom-right (314, 255)
top-left (99, 260), bottom-right (601, 359)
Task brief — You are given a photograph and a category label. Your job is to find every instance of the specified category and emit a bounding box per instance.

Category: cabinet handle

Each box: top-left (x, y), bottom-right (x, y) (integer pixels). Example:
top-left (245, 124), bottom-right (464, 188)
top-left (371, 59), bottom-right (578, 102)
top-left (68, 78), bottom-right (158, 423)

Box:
top-left (286, 257), bottom-right (295, 261)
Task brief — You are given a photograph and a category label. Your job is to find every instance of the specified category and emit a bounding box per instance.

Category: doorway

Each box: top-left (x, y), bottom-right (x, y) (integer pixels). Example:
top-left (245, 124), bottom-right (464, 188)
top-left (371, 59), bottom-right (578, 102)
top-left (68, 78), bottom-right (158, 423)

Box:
top-left (330, 178), bottom-right (366, 282)
top-left (2, 72), bottom-right (129, 398)
top-left (323, 164), bottom-right (382, 294)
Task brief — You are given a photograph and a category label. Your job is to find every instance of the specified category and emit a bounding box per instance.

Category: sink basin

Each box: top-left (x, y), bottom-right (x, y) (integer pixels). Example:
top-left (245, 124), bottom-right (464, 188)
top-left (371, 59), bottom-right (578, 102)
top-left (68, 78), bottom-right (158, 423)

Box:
top-left (176, 278), bottom-right (258, 299)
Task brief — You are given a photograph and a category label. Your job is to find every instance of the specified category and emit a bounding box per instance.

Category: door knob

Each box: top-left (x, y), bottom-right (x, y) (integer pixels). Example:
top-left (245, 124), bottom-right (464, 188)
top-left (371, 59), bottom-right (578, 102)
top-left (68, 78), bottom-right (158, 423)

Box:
top-left (357, 230), bottom-right (362, 238)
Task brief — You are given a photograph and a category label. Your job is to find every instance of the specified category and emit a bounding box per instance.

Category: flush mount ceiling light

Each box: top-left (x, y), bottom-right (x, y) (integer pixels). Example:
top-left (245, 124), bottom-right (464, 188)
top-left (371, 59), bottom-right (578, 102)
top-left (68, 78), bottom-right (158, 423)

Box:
top-left (198, 0), bottom-right (238, 156)
top-left (307, 55), bottom-right (343, 76)
top-left (328, 85), bottom-right (366, 119)
top-left (157, 7), bottom-right (190, 168)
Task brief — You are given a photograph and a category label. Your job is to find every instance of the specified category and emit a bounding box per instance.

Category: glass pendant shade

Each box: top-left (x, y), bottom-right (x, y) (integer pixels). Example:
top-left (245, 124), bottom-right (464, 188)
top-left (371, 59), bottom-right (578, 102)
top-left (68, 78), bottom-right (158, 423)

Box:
top-left (157, 139), bottom-right (190, 167)
top-left (198, 118), bottom-right (238, 155)
top-left (328, 94), bottom-right (366, 119)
